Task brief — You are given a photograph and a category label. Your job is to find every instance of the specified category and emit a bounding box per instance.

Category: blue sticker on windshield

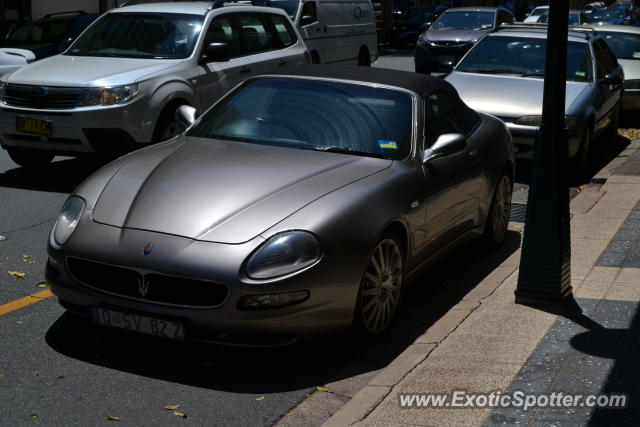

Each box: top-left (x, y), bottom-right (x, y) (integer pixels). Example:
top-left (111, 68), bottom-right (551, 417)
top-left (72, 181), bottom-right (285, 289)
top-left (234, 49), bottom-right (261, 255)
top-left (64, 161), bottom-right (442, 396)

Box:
top-left (378, 140), bottom-right (398, 150)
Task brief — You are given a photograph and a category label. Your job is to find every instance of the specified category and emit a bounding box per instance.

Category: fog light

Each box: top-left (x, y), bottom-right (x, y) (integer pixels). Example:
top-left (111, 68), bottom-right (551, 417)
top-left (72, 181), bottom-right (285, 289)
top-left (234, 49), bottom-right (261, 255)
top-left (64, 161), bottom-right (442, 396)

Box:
top-left (238, 291), bottom-right (309, 310)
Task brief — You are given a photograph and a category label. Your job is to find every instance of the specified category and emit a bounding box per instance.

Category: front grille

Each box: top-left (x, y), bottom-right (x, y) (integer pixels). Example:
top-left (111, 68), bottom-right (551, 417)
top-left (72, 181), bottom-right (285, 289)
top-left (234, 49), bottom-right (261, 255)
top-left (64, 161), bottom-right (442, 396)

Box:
top-left (4, 84), bottom-right (83, 109)
top-left (624, 79), bottom-right (640, 90)
top-left (66, 257), bottom-right (229, 308)
top-left (429, 40), bottom-right (470, 47)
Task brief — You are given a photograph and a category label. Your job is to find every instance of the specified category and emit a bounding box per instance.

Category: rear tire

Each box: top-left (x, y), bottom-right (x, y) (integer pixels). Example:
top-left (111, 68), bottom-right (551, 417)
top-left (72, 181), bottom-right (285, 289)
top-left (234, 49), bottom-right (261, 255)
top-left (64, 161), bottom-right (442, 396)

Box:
top-left (353, 232), bottom-right (404, 339)
top-left (7, 148), bottom-right (54, 169)
top-left (358, 47), bottom-right (371, 66)
top-left (482, 171), bottom-right (513, 250)
top-left (152, 106), bottom-right (186, 143)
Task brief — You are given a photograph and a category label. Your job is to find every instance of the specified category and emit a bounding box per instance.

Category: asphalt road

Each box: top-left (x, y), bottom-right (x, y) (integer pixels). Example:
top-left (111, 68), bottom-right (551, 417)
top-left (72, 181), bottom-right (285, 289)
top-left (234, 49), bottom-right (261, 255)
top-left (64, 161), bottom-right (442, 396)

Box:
top-left (0, 51), bottom-right (633, 426)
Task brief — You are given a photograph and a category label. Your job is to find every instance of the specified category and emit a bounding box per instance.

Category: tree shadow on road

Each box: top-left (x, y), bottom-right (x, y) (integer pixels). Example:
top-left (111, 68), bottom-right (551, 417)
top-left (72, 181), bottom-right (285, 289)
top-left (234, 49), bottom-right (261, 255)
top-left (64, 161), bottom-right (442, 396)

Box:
top-left (44, 231), bottom-right (521, 395)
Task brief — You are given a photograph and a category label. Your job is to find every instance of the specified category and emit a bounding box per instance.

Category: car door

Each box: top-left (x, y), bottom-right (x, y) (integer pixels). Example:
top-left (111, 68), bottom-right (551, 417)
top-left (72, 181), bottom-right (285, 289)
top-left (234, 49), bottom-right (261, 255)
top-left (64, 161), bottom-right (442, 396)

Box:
top-left (420, 91), bottom-right (482, 256)
top-left (193, 14), bottom-right (249, 112)
top-left (298, 0), bottom-right (325, 61)
top-left (263, 13), bottom-right (306, 68)
top-left (592, 39), bottom-right (623, 133)
top-left (235, 12), bottom-right (281, 76)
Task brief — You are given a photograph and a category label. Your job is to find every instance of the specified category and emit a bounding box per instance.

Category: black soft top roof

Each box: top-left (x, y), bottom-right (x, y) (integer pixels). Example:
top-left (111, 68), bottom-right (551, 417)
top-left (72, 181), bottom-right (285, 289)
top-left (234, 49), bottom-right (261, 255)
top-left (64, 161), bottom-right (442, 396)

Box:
top-left (262, 64), bottom-right (454, 98)
top-left (261, 65), bottom-right (480, 134)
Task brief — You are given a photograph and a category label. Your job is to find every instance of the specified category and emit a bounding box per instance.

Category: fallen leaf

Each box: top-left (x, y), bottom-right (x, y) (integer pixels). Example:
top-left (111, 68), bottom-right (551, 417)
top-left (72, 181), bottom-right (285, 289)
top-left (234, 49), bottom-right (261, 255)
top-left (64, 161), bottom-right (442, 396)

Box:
top-left (0, 374), bottom-right (5, 378)
top-left (0, 236), bottom-right (6, 241)
top-left (31, 414), bottom-right (38, 418)
top-left (57, 375), bottom-right (65, 379)
top-left (106, 415), bottom-right (121, 421)
top-left (316, 386), bottom-right (332, 393)
top-left (33, 372), bottom-right (39, 376)
top-left (14, 321), bottom-right (23, 324)
top-left (164, 404), bottom-right (180, 410)
top-left (7, 271), bottom-right (25, 279)
top-left (36, 282), bottom-right (49, 288)
top-left (22, 254), bottom-right (32, 258)
top-left (24, 260), bottom-right (36, 265)
top-left (173, 411), bottom-right (188, 418)
top-left (256, 396), bottom-right (265, 401)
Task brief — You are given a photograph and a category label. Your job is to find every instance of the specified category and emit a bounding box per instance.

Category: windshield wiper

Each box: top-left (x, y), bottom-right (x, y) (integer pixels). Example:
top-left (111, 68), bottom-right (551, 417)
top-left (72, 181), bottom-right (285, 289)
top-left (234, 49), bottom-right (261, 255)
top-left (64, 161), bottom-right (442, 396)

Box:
top-left (520, 72), bottom-right (545, 78)
top-left (459, 68), bottom-right (523, 75)
top-left (301, 146), bottom-right (389, 159)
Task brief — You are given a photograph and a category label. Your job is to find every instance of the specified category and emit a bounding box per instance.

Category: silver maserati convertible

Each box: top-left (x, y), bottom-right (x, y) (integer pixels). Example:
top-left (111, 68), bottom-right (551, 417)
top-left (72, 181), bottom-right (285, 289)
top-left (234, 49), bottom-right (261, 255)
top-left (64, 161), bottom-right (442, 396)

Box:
top-left (46, 66), bottom-right (514, 345)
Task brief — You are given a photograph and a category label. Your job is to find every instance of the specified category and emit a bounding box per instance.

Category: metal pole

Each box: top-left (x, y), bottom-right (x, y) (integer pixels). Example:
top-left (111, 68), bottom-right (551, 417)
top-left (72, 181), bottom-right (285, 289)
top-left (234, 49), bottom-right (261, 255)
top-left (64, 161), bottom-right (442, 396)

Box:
top-left (515, 0), bottom-right (572, 306)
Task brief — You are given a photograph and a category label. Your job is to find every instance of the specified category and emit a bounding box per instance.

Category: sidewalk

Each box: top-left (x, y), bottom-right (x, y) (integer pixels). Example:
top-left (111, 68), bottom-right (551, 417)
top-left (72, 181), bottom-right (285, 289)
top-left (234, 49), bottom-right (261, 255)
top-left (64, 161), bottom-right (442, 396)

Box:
top-left (324, 139), bottom-right (640, 426)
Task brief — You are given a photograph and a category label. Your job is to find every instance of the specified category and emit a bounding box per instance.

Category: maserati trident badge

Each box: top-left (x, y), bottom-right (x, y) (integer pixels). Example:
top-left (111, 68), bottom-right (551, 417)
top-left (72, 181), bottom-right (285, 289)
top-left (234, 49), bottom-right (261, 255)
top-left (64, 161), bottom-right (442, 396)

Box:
top-left (143, 242), bottom-right (153, 255)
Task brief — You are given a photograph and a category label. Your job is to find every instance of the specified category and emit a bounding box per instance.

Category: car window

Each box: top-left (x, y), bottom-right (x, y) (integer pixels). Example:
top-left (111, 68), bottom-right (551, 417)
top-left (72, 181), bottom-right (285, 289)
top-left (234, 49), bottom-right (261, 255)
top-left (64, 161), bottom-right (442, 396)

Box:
top-left (593, 42), bottom-right (609, 80)
top-left (268, 14), bottom-right (297, 48)
top-left (594, 39), bottom-right (618, 77)
top-left (601, 31), bottom-right (640, 59)
top-left (8, 17), bottom-right (76, 43)
top-left (67, 12), bottom-right (203, 59)
top-left (188, 77), bottom-right (414, 160)
top-left (204, 15), bottom-right (240, 58)
top-left (300, 1), bottom-right (318, 25)
top-left (237, 14), bottom-right (272, 55)
top-left (598, 38), bottom-right (621, 71)
top-left (457, 36), bottom-right (593, 83)
top-left (424, 91), bottom-right (462, 147)
top-left (432, 11), bottom-right (495, 30)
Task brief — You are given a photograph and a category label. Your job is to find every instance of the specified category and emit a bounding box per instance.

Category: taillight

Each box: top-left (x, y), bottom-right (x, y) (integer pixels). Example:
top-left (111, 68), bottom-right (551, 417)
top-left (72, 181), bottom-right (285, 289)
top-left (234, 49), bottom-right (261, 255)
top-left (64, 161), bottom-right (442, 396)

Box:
top-left (304, 49), bottom-right (312, 64)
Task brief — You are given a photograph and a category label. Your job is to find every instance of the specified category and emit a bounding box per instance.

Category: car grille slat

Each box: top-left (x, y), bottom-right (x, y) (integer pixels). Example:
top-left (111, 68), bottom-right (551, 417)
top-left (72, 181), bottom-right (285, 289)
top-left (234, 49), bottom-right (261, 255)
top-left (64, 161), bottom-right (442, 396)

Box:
top-left (624, 79), bottom-right (640, 90)
top-left (66, 257), bottom-right (228, 308)
top-left (4, 84), bottom-right (83, 109)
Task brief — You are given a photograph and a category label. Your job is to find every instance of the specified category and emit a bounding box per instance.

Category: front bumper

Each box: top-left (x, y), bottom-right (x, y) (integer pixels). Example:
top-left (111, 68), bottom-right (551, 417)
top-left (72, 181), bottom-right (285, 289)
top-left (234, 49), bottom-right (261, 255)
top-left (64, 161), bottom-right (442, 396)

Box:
top-left (46, 215), bottom-right (364, 346)
top-left (0, 97), bottom-right (151, 154)
top-left (414, 41), bottom-right (473, 72)
top-left (505, 122), bottom-right (582, 159)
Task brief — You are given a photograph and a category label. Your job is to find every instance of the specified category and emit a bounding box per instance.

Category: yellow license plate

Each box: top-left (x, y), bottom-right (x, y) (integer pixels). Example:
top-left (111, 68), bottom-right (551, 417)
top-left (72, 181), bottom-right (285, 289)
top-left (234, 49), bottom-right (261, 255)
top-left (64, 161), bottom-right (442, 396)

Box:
top-left (16, 117), bottom-right (52, 136)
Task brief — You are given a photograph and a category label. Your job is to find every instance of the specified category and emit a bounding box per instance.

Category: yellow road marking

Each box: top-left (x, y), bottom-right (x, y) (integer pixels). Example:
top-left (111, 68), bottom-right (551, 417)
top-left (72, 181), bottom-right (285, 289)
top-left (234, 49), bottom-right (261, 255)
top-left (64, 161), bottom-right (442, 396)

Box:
top-left (0, 289), bottom-right (53, 316)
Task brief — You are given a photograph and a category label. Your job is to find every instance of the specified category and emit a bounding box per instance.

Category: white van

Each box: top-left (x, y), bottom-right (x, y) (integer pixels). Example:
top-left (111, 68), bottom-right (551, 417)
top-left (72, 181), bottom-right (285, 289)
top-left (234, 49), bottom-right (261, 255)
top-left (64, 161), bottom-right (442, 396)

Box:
top-left (270, 0), bottom-right (378, 65)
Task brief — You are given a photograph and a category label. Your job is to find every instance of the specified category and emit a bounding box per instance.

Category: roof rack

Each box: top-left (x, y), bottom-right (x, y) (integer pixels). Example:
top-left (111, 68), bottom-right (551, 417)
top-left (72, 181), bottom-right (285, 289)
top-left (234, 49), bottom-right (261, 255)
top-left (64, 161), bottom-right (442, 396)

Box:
top-left (42, 10), bottom-right (87, 18)
top-left (117, 0), bottom-right (270, 10)
top-left (493, 23), bottom-right (597, 40)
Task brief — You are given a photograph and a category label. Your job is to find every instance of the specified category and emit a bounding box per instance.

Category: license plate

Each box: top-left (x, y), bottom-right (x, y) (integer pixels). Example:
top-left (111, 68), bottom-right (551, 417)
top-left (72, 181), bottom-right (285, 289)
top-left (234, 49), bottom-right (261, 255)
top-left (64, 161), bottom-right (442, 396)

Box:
top-left (16, 117), bottom-right (52, 136)
top-left (92, 307), bottom-right (184, 341)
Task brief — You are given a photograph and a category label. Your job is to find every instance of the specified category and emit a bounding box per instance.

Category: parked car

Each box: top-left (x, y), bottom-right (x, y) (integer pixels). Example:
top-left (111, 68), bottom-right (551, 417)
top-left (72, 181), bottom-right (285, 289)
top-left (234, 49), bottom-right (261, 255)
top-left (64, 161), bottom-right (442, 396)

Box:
top-left (537, 10), bottom-right (589, 25)
top-left (0, 2), bottom-right (309, 168)
top-left (523, 5), bottom-right (548, 23)
top-left (586, 4), bottom-right (633, 25)
top-left (593, 24), bottom-right (640, 110)
top-left (388, 5), bottom-right (447, 47)
top-left (0, 11), bottom-right (100, 77)
top-left (445, 26), bottom-right (623, 170)
top-left (414, 7), bottom-right (514, 74)
top-left (269, 0), bottom-right (378, 65)
top-left (45, 65), bottom-right (514, 344)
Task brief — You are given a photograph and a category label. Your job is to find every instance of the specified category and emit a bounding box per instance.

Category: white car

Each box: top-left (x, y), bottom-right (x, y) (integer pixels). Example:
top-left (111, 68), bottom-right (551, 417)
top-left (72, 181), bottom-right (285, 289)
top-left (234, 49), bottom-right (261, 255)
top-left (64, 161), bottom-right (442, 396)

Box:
top-left (0, 1), bottom-right (309, 168)
top-left (0, 49), bottom-right (36, 77)
top-left (270, 0), bottom-right (378, 65)
top-left (523, 5), bottom-right (548, 23)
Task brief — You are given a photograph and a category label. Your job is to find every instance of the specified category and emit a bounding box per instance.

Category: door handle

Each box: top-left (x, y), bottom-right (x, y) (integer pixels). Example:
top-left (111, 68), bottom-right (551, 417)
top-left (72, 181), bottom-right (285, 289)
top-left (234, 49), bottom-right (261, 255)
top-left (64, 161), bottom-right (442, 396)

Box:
top-left (239, 67), bottom-right (251, 74)
top-left (469, 149), bottom-right (480, 164)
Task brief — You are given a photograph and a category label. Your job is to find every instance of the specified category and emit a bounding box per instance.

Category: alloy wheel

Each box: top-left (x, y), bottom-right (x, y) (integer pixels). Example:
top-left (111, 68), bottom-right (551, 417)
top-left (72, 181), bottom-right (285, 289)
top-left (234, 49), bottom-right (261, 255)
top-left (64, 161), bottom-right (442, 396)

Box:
top-left (490, 175), bottom-right (512, 244)
top-left (359, 239), bottom-right (403, 335)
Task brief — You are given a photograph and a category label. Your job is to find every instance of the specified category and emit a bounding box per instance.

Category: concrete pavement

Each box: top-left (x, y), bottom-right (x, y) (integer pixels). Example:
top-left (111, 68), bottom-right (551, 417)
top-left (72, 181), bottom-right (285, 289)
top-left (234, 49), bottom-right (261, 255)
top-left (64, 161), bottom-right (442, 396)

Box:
top-left (323, 138), bottom-right (640, 426)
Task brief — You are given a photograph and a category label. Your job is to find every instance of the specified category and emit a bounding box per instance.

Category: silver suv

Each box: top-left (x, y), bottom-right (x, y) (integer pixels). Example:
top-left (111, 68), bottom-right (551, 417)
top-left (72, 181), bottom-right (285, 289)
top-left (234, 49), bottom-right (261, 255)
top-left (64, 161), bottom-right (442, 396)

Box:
top-left (0, 1), bottom-right (309, 167)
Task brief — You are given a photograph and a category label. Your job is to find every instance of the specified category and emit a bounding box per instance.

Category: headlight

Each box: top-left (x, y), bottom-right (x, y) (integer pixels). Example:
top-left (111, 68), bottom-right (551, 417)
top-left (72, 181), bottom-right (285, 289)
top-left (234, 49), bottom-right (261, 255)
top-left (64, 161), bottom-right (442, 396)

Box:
top-left (77, 84), bottom-right (138, 106)
top-left (0, 81), bottom-right (5, 102)
top-left (52, 196), bottom-right (85, 246)
top-left (246, 231), bottom-right (322, 280)
top-left (514, 116), bottom-right (580, 128)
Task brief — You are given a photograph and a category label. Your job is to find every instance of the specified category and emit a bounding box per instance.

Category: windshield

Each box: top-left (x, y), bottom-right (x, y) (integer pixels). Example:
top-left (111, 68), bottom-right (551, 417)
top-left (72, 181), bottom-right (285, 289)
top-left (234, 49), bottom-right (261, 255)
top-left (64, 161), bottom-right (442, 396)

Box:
top-left (66, 12), bottom-right (203, 59)
top-left (456, 36), bottom-right (592, 83)
top-left (188, 78), bottom-right (413, 160)
top-left (432, 11), bottom-right (494, 31)
top-left (269, 0), bottom-right (300, 19)
top-left (7, 18), bottom-right (75, 43)
top-left (588, 8), bottom-right (625, 22)
top-left (601, 32), bottom-right (640, 59)
top-left (529, 7), bottom-right (548, 17)
top-left (538, 12), bottom-right (581, 25)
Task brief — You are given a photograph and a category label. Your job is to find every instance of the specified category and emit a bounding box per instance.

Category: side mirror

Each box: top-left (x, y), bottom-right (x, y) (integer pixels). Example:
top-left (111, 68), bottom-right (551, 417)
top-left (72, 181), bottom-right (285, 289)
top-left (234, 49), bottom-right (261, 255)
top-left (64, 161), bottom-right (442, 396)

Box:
top-left (439, 59), bottom-right (455, 73)
top-left (600, 73), bottom-right (623, 85)
top-left (419, 22), bottom-right (432, 31)
top-left (200, 42), bottom-right (230, 64)
top-left (300, 15), bottom-right (316, 26)
top-left (59, 36), bottom-right (74, 52)
top-left (175, 105), bottom-right (198, 128)
top-left (423, 133), bottom-right (466, 164)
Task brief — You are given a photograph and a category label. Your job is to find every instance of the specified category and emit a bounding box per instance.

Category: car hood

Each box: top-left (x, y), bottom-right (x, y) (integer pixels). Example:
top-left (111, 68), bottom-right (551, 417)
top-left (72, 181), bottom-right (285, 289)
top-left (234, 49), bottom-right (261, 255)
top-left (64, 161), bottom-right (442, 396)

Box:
top-left (92, 137), bottom-right (392, 244)
top-left (3, 54), bottom-right (183, 86)
top-left (445, 72), bottom-right (587, 117)
top-left (0, 41), bottom-right (54, 59)
top-left (619, 59), bottom-right (640, 81)
top-left (423, 29), bottom-right (487, 42)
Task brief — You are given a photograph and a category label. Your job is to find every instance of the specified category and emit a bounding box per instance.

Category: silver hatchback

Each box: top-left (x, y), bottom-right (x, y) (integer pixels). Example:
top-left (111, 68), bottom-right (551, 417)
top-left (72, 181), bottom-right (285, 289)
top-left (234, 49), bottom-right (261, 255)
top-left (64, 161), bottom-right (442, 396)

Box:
top-left (445, 26), bottom-right (623, 170)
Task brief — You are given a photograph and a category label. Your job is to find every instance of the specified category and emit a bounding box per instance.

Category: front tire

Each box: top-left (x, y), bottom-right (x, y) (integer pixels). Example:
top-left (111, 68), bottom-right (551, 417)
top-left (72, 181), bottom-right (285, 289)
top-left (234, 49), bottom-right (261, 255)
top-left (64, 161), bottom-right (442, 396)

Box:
top-left (353, 233), bottom-right (404, 337)
top-left (152, 106), bottom-right (186, 143)
top-left (358, 47), bottom-right (371, 66)
top-left (482, 171), bottom-right (513, 250)
top-left (7, 148), bottom-right (54, 169)
top-left (573, 124), bottom-right (593, 174)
